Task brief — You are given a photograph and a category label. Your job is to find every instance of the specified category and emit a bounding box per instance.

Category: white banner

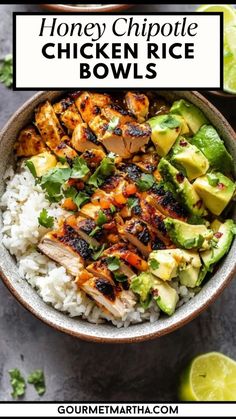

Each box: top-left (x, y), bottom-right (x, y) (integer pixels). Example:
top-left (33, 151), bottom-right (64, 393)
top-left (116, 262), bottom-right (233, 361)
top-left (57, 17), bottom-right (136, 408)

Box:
top-left (0, 403), bottom-right (236, 417)
top-left (14, 13), bottom-right (222, 89)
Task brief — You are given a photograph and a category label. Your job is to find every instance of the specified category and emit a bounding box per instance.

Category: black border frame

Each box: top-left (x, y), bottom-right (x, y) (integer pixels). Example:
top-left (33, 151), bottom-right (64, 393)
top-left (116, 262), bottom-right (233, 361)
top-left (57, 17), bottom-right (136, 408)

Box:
top-left (12, 11), bottom-right (224, 91)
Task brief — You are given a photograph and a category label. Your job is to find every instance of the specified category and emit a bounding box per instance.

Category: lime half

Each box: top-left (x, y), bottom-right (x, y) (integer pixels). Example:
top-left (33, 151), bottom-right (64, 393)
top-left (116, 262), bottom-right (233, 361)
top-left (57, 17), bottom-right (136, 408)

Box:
top-left (179, 352), bottom-right (236, 401)
top-left (196, 4), bottom-right (236, 94)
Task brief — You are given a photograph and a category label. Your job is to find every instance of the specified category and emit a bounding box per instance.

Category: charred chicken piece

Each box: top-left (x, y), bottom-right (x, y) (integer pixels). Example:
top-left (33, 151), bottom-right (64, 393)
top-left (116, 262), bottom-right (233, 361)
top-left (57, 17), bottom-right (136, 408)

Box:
top-left (76, 270), bottom-right (136, 319)
top-left (147, 183), bottom-right (188, 221)
top-left (125, 92), bottom-right (149, 123)
top-left (122, 122), bottom-right (151, 154)
top-left (71, 123), bottom-right (102, 152)
top-left (38, 222), bottom-right (93, 276)
top-left (75, 91), bottom-right (111, 124)
top-left (15, 126), bottom-right (47, 157)
top-left (80, 149), bottom-right (106, 170)
top-left (35, 101), bottom-right (77, 161)
top-left (102, 103), bottom-right (135, 125)
top-left (53, 98), bottom-right (82, 132)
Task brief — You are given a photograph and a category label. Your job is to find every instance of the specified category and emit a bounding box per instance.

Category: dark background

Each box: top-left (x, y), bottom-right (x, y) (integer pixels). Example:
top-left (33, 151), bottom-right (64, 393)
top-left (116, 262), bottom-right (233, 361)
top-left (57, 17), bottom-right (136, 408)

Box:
top-left (0, 4), bottom-right (236, 401)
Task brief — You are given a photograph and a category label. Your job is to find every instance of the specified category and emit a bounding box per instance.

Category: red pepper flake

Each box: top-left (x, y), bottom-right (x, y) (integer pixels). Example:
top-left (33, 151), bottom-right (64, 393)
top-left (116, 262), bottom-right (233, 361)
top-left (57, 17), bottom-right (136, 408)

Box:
top-left (175, 127), bottom-right (180, 132)
top-left (152, 289), bottom-right (159, 297)
top-left (176, 173), bottom-right (185, 183)
top-left (217, 183), bottom-right (225, 190)
top-left (179, 139), bottom-right (188, 147)
top-left (195, 200), bottom-right (203, 209)
top-left (214, 232), bottom-right (223, 239)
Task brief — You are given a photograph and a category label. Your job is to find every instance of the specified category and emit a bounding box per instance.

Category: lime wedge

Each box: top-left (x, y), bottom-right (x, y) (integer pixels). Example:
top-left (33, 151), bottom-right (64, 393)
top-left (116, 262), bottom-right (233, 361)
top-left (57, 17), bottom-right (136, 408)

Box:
top-left (196, 4), bottom-right (236, 94)
top-left (179, 352), bottom-right (236, 401)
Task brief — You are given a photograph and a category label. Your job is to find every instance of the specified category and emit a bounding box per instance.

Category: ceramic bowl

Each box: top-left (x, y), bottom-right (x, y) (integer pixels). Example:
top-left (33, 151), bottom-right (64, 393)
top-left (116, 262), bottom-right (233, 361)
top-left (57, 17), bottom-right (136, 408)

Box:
top-left (0, 90), bottom-right (236, 343)
top-left (41, 4), bottom-right (133, 13)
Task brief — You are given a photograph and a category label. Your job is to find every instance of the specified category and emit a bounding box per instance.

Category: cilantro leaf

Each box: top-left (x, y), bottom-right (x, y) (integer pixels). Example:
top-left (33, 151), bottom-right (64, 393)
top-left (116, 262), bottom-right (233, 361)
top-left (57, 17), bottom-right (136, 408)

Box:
top-left (127, 196), bottom-right (139, 209)
top-left (71, 157), bottom-right (89, 179)
top-left (38, 209), bottom-right (54, 229)
top-left (0, 54), bottom-right (13, 88)
top-left (110, 204), bottom-right (116, 214)
top-left (27, 370), bottom-right (46, 396)
top-left (89, 226), bottom-right (101, 237)
top-left (113, 272), bottom-right (128, 282)
top-left (88, 157), bottom-right (115, 188)
top-left (9, 369), bottom-right (26, 399)
top-left (106, 256), bottom-right (120, 272)
top-left (160, 115), bottom-right (181, 129)
top-left (25, 160), bottom-right (37, 178)
top-left (64, 187), bottom-right (90, 209)
top-left (136, 174), bottom-right (155, 192)
top-left (149, 258), bottom-right (160, 270)
top-left (97, 210), bottom-right (107, 226)
top-left (92, 244), bottom-right (106, 261)
top-left (40, 167), bottom-right (71, 202)
top-left (107, 117), bottom-right (119, 132)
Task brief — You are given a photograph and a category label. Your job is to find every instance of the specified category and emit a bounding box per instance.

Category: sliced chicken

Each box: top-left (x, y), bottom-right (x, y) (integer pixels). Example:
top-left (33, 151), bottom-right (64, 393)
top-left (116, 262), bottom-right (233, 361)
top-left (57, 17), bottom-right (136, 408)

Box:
top-left (35, 101), bottom-right (77, 160)
top-left (53, 98), bottom-right (82, 132)
top-left (117, 219), bottom-right (153, 258)
top-left (71, 123), bottom-right (102, 152)
top-left (139, 199), bottom-right (172, 246)
top-left (75, 91), bottom-right (111, 124)
top-left (102, 103), bottom-right (135, 125)
top-left (80, 149), bottom-right (106, 170)
top-left (131, 151), bottom-right (159, 174)
top-left (89, 114), bottom-right (109, 138)
top-left (118, 162), bottom-right (143, 183)
top-left (100, 129), bottom-right (131, 159)
top-left (15, 126), bottom-right (47, 157)
top-left (87, 259), bottom-right (113, 282)
top-left (38, 222), bottom-right (93, 276)
top-left (76, 270), bottom-right (136, 319)
top-left (125, 92), bottom-right (149, 123)
top-left (66, 215), bottom-right (101, 249)
top-left (146, 185), bottom-right (188, 221)
top-left (122, 122), bottom-right (151, 154)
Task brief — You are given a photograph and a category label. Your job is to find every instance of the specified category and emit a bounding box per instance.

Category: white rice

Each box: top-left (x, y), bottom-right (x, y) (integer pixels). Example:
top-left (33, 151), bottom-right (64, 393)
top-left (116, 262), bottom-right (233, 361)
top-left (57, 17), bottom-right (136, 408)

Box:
top-left (0, 165), bottom-right (195, 327)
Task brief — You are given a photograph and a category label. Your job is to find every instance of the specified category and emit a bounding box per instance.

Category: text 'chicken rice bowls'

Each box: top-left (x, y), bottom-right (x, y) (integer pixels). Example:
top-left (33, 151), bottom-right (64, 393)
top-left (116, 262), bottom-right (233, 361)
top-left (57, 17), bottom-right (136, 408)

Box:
top-left (1, 90), bottom-right (235, 328)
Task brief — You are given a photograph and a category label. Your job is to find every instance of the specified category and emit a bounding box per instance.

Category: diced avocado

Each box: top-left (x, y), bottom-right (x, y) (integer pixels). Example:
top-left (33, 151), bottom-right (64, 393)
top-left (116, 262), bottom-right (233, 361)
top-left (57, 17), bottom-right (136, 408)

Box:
top-left (178, 250), bottom-right (202, 288)
top-left (170, 137), bottom-right (209, 181)
top-left (193, 172), bottom-right (235, 216)
top-left (148, 249), bottom-right (181, 281)
top-left (26, 152), bottom-right (57, 177)
top-left (130, 272), bottom-right (153, 302)
top-left (190, 125), bottom-right (233, 174)
top-left (170, 99), bottom-right (208, 134)
top-left (201, 220), bottom-right (236, 269)
top-left (152, 278), bottom-right (179, 316)
top-left (158, 158), bottom-right (206, 216)
top-left (164, 218), bottom-right (213, 250)
top-left (148, 114), bottom-right (187, 156)
top-left (211, 219), bottom-right (222, 233)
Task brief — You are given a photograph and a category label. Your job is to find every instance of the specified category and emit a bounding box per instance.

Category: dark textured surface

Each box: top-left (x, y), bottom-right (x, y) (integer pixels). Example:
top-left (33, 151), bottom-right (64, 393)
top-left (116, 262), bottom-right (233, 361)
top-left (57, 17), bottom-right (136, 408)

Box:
top-left (0, 4), bottom-right (236, 402)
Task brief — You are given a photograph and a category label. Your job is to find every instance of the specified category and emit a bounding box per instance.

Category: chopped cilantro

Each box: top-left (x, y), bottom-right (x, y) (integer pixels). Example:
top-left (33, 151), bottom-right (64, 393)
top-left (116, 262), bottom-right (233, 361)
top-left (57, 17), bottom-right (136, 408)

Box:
top-left (136, 174), bottom-right (155, 192)
top-left (149, 258), bottom-right (160, 270)
top-left (9, 369), bottom-right (26, 399)
top-left (107, 116), bottom-right (119, 132)
top-left (0, 54), bottom-right (13, 88)
top-left (113, 272), bottom-right (128, 282)
top-left (27, 370), bottom-right (46, 396)
top-left (92, 244), bottom-right (106, 261)
top-left (97, 210), bottom-right (107, 226)
top-left (38, 209), bottom-right (54, 229)
top-left (88, 157), bottom-right (115, 188)
top-left (106, 256), bottom-right (120, 272)
top-left (207, 173), bottom-right (219, 187)
top-left (127, 196), bottom-right (139, 209)
top-left (71, 157), bottom-right (89, 179)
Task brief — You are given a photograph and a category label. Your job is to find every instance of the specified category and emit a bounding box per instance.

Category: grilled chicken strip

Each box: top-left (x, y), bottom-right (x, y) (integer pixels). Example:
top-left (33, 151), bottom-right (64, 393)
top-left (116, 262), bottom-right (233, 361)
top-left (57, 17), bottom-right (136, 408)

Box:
top-left (53, 98), bottom-right (82, 132)
top-left (75, 91), bottom-right (111, 124)
top-left (117, 219), bottom-right (154, 258)
top-left (15, 126), bottom-right (47, 157)
top-left (146, 184), bottom-right (188, 221)
top-left (35, 101), bottom-right (77, 161)
top-left (66, 215), bottom-right (101, 249)
top-left (101, 103), bottom-right (135, 125)
top-left (76, 270), bottom-right (136, 319)
top-left (38, 222), bottom-right (93, 276)
top-left (71, 123), bottom-right (103, 152)
top-left (139, 199), bottom-right (172, 247)
top-left (125, 92), bottom-right (149, 123)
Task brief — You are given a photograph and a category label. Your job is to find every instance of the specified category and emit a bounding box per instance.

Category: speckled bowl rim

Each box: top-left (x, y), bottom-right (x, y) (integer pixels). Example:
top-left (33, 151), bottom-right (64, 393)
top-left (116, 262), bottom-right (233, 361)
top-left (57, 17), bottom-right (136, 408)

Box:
top-left (0, 90), bottom-right (236, 343)
top-left (41, 4), bottom-right (133, 13)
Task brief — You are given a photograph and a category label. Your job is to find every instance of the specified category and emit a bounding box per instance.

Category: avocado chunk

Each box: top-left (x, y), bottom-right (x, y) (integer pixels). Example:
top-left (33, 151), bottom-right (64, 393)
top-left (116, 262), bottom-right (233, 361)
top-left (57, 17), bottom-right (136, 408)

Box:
top-left (152, 278), bottom-right (179, 316)
top-left (170, 99), bottom-right (208, 134)
top-left (178, 250), bottom-right (202, 288)
top-left (201, 220), bottom-right (235, 270)
top-left (130, 272), bottom-right (153, 303)
top-left (148, 114), bottom-right (188, 156)
top-left (164, 218), bottom-right (213, 250)
top-left (158, 158), bottom-right (206, 217)
top-left (190, 125), bottom-right (233, 174)
top-left (148, 249), bottom-right (181, 281)
top-left (193, 172), bottom-right (235, 216)
top-left (170, 137), bottom-right (209, 181)
top-left (26, 152), bottom-right (57, 177)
